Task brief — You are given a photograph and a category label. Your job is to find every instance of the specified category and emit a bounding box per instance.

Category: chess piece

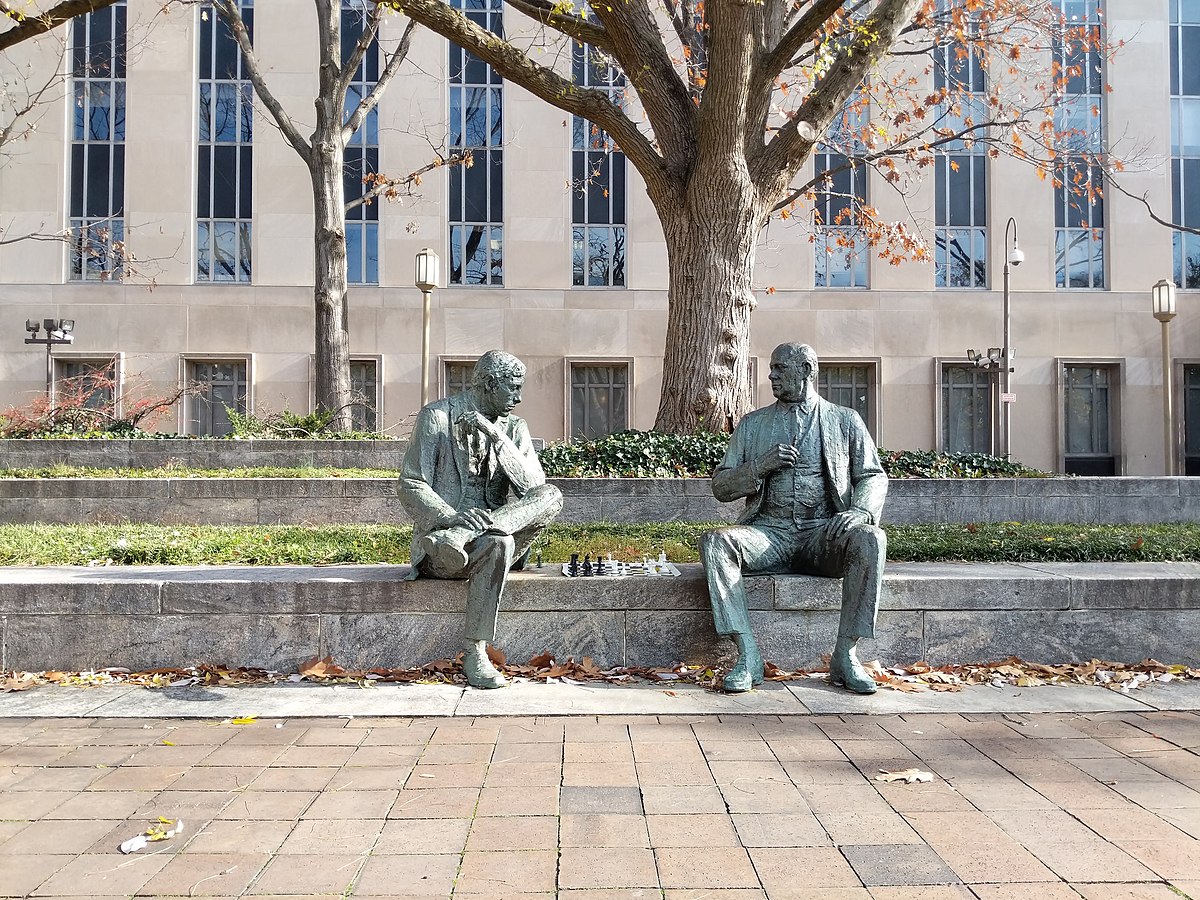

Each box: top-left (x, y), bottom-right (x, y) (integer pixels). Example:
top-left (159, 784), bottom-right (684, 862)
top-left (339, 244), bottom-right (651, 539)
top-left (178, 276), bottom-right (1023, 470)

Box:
top-left (583, 553), bottom-right (593, 576)
top-left (569, 552), bottom-right (580, 577)
top-left (595, 556), bottom-right (605, 576)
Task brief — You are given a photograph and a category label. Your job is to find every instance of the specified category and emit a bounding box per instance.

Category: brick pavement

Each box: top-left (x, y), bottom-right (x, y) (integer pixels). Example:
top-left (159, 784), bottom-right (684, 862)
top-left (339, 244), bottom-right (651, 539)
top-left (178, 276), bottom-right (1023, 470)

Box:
top-left (2, 711), bottom-right (1199, 898)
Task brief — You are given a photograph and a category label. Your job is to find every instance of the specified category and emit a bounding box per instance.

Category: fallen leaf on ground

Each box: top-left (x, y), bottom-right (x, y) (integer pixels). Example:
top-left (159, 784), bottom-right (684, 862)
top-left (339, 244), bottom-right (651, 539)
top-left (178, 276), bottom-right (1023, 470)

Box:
top-left (875, 768), bottom-right (935, 784)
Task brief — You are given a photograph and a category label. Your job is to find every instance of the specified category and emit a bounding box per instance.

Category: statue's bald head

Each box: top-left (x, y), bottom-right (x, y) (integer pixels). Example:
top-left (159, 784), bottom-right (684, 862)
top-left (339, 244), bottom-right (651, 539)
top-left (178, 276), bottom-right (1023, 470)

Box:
top-left (768, 343), bottom-right (818, 404)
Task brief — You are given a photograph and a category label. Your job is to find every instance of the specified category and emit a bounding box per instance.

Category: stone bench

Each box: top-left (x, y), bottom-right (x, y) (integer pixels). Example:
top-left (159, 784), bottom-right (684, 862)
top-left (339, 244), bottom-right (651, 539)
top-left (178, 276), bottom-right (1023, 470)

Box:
top-left (0, 476), bottom-right (1197, 525)
top-left (3, 562), bottom-right (1197, 672)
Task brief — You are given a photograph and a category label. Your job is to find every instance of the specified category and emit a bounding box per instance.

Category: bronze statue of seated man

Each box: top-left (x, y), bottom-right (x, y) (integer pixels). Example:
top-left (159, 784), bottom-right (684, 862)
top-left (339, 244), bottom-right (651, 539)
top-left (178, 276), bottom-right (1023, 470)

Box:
top-left (700, 342), bottom-right (888, 694)
top-left (399, 350), bottom-right (563, 689)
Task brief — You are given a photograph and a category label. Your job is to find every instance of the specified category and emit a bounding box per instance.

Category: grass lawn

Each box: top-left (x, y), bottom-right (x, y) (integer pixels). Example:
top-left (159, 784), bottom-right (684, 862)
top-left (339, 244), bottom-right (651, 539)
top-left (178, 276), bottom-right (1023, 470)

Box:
top-left (0, 522), bottom-right (1195, 566)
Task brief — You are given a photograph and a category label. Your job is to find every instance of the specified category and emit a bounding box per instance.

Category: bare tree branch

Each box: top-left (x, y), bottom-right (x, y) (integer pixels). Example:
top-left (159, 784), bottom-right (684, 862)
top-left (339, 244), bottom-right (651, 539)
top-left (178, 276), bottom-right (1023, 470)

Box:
top-left (505, 0), bottom-right (613, 52)
top-left (758, 0), bottom-right (845, 82)
top-left (377, 0), bottom-right (669, 195)
top-left (0, 0), bottom-right (117, 52)
top-left (338, 1), bottom-right (383, 100)
top-left (1105, 169), bottom-right (1200, 237)
top-left (343, 16), bottom-right (416, 141)
top-left (211, 0), bottom-right (312, 160)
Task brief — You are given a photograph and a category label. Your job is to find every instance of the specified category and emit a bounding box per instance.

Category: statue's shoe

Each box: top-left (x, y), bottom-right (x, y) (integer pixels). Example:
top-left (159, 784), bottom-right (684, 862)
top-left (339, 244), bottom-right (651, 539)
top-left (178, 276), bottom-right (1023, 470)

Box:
top-left (829, 654), bottom-right (878, 694)
top-left (420, 526), bottom-right (472, 571)
top-left (723, 653), bottom-right (765, 693)
top-left (463, 647), bottom-right (508, 690)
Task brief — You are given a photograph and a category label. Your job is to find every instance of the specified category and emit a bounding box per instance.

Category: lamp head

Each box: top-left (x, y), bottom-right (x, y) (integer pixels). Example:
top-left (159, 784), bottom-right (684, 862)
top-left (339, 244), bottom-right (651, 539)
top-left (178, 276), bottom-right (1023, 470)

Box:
top-left (1152, 277), bottom-right (1177, 323)
top-left (60, 319), bottom-right (74, 335)
top-left (414, 248), bottom-right (439, 293)
top-left (1008, 246), bottom-right (1025, 267)
top-left (25, 319), bottom-right (39, 334)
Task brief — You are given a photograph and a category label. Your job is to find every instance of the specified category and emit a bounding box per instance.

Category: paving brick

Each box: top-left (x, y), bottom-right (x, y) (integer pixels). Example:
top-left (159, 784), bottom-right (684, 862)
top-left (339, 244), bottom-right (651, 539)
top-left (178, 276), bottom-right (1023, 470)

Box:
top-left (1069, 885), bottom-right (1186, 900)
top-left (841, 844), bottom-right (960, 886)
top-left (565, 741), bottom-right (634, 765)
top-left (564, 762), bottom-right (641, 787)
top-left (0, 819), bottom-right (120, 856)
top-left (816, 810), bottom-right (924, 845)
top-left (646, 814), bottom-right (739, 847)
top-left (748, 847), bottom-right (862, 891)
top-left (276, 817), bottom-right (383, 854)
top-left (0, 854), bottom-right (72, 897)
top-left (476, 785), bottom-right (559, 817)
top-left (405, 761), bottom-right (488, 789)
top-left (558, 848), bottom-right (660, 890)
top-left (560, 815), bottom-right (651, 849)
top-left (561, 786), bottom-right (644, 815)
top-left (636, 762), bottom-right (718, 786)
top-left (373, 818), bottom-right (471, 855)
top-left (325, 765), bottom-right (410, 791)
top-left (465, 816), bottom-right (559, 851)
top-left (1, 791), bottom-right (72, 819)
top-left (867, 888), bottom-right (973, 900)
top-left (248, 767), bottom-right (337, 791)
top-left (486, 761), bottom-right (564, 787)
top-left (216, 790), bottom-right (316, 820)
top-left (969, 886), bottom-right (1080, 900)
top-left (137, 851), bottom-right (269, 896)
top-left (42, 790), bottom-right (157, 820)
top-left (247, 852), bottom-right (370, 894)
top-left (184, 819), bottom-right (294, 854)
top-left (731, 813), bottom-right (831, 848)
top-left (655, 847), bottom-right (760, 889)
top-left (491, 741), bottom-right (563, 764)
top-left (1118, 839), bottom-right (1200, 880)
top-left (29, 851), bottom-right (170, 896)
top-left (272, 745), bottom-right (356, 767)
top-left (455, 849), bottom-right (558, 893)
top-left (387, 787), bottom-right (479, 819)
top-left (199, 744), bottom-right (285, 767)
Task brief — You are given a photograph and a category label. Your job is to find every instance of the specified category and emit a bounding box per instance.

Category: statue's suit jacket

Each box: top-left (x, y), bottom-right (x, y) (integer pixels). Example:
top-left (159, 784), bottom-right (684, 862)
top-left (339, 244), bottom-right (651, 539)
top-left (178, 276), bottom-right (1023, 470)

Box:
top-left (399, 392), bottom-right (545, 573)
top-left (712, 396), bottom-right (888, 526)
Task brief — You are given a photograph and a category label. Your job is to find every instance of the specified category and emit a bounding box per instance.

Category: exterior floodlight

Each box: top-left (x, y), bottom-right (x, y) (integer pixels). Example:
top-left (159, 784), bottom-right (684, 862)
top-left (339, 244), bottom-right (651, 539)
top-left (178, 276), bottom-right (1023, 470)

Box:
top-left (25, 319), bottom-right (39, 334)
top-left (24, 316), bottom-right (78, 398)
top-left (60, 319), bottom-right (75, 334)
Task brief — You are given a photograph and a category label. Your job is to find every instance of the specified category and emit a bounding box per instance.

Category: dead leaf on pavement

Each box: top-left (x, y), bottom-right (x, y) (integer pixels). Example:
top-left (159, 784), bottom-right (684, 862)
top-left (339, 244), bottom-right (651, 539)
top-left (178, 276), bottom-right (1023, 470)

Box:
top-left (875, 768), bottom-right (935, 784)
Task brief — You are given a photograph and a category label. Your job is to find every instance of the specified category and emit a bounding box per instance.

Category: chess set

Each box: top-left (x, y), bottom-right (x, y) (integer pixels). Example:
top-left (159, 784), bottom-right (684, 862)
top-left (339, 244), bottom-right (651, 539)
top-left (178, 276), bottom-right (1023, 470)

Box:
top-left (543, 551), bottom-right (681, 578)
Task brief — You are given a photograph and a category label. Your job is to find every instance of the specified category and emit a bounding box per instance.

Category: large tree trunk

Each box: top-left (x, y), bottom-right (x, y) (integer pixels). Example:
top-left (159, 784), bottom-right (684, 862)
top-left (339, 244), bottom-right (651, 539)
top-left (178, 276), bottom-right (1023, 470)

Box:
top-left (311, 120), bottom-right (353, 431)
top-left (653, 167), bottom-right (767, 434)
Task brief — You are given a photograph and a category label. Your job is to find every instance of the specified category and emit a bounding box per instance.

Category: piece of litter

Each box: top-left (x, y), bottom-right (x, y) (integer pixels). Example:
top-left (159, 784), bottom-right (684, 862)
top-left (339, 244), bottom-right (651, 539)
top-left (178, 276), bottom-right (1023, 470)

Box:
top-left (275, 723), bottom-right (283, 729)
top-left (874, 768), bottom-right (935, 784)
top-left (119, 818), bottom-right (184, 853)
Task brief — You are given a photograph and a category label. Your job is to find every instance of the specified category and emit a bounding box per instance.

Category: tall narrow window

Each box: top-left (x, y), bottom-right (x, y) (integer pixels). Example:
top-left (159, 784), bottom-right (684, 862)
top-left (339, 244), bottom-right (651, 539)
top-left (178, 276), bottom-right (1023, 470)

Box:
top-left (817, 364), bottom-right (874, 434)
top-left (1185, 364), bottom-right (1200, 475)
top-left (1063, 363), bottom-right (1117, 475)
top-left (343, 0), bottom-right (379, 284)
top-left (570, 363), bottom-right (628, 440)
top-left (349, 359), bottom-right (378, 431)
top-left (448, 0), bottom-right (503, 285)
top-left (572, 42), bottom-right (626, 286)
top-left (933, 3), bottom-right (988, 289)
top-left (1172, 0), bottom-right (1200, 288)
top-left (443, 359), bottom-right (477, 398)
top-left (942, 364), bottom-right (993, 453)
top-left (197, 0), bottom-right (253, 283)
top-left (1054, 0), bottom-right (1105, 288)
top-left (189, 360), bottom-right (248, 436)
top-left (57, 358), bottom-right (118, 410)
top-left (814, 101), bottom-right (868, 288)
top-left (69, 2), bottom-right (126, 281)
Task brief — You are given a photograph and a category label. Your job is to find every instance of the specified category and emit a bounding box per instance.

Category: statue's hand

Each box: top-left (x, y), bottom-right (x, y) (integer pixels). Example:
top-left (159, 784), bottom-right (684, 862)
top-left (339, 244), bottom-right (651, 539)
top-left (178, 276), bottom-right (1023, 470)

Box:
top-left (753, 444), bottom-right (799, 477)
top-left (448, 507), bottom-right (494, 532)
top-left (467, 411), bottom-right (503, 439)
top-left (826, 509), bottom-right (870, 539)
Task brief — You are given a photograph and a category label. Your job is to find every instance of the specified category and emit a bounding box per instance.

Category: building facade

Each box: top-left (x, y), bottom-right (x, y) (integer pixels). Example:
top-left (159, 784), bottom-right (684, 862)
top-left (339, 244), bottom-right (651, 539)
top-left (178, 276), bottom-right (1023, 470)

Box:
top-left (0, 0), bottom-right (1195, 475)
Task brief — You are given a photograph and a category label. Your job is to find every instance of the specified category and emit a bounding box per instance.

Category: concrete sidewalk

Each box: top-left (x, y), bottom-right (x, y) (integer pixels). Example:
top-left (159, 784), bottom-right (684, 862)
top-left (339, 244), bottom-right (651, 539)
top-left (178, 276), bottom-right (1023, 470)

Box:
top-left (2, 683), bottom-right (1200, 898)
top-left (2, 678), bottom-right (1199, 719)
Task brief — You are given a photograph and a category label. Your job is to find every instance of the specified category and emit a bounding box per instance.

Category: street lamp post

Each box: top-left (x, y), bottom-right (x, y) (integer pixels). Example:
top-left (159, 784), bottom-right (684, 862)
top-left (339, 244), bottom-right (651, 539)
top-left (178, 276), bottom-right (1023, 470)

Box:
top-left (1001, 217), bottom-right (1024, 459)
top-left (414, 249), bottom-right (440, 406)
top-left (24, 318), bottom-right (75, 399)
top-left (1152, 278), bottom-right (1178, 476)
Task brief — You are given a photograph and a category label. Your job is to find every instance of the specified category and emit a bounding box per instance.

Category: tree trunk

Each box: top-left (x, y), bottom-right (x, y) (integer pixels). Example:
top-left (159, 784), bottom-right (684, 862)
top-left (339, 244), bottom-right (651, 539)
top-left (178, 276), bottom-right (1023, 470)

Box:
top-left (652, 167), bottom-right (766, 434)
top-left (311, 124), bottom-right (353, 432)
